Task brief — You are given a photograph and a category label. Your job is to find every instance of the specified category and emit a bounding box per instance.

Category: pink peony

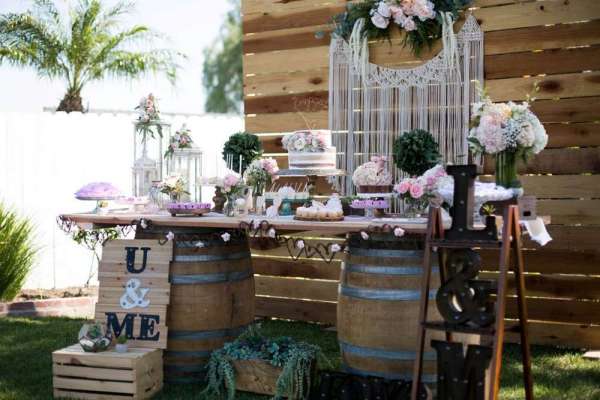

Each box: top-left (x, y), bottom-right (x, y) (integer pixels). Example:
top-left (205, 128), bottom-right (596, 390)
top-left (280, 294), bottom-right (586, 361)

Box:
top-left (401, 16), bottom-right (416, 31)
top-left (395, 180), bottom-right (411, 194)
top-left (409, 182), bottom-right (424, 199)
top-left (371, 13), bottom-right (390, 29)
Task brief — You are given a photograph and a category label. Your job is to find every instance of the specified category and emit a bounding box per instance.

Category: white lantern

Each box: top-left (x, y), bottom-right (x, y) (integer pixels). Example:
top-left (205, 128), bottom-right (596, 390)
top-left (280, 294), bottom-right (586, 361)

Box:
top-left (132, 121), bottom-right (170, 196)
top-left (166, 147), bottom-right (203, 202)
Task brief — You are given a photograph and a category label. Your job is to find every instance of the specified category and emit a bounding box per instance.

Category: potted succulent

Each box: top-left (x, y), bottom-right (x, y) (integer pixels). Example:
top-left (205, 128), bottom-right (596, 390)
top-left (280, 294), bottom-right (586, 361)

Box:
top-left (201, 325), bottom-right (327, 400)
top-left (115, 335), bottom-right (128, 353)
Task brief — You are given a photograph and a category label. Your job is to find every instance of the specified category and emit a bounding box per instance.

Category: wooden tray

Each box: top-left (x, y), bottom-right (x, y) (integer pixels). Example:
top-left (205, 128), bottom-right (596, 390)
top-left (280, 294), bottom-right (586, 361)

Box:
top-left (294, 215), bottom-right (345, 222)
top-left (167, 208), bottom-right (211, 217)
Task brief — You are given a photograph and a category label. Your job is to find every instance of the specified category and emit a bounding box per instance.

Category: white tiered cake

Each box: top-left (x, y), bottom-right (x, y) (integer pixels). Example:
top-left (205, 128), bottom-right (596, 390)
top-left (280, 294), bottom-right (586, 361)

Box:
top-left (282, 130), bottom-right (337, 170)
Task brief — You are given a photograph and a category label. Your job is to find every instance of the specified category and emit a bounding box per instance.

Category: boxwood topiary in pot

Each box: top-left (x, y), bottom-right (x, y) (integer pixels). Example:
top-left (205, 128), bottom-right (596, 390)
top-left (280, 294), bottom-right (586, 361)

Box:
top-left (392, 129), bottom-right (441, 177)
top-left (222, 132), bottom-right (263, 175)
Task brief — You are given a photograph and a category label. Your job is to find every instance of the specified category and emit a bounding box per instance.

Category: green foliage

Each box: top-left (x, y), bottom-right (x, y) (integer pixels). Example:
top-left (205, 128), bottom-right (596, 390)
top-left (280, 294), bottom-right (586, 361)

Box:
top-left (201, 324), bottom-right (327, 400)
top-left (116, 335), bottom-right (128, 344)
top-left (202, 0), bottom-right (243, 114)
top-left (222, 132), bottom-right (262, 174)
top-left (392, 129), bottom-right (441, 176)
top-left (0, 0), bottom-right (184, 112)
top-left (0, 203), bottom-right (37, 301)
top-left (332, 0), bottom-right (472, 56)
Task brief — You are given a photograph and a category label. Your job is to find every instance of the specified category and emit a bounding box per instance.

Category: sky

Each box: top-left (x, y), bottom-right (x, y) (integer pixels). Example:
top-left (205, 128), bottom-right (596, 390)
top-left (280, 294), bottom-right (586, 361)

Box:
top-left (0, 0), bottom-right (235, 114)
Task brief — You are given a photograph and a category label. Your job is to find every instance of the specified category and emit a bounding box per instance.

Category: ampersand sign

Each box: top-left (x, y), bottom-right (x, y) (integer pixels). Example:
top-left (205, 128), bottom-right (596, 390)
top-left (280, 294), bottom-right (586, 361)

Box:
top-left (436, 249), bottom-right (496, 327)
top-left (120, 278), bottom-right (150, 309)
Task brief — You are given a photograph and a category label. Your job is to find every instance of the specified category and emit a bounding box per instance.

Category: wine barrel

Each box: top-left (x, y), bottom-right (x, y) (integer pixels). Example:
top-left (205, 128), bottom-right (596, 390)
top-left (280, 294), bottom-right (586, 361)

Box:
top-left (164, 230), bottom-right (255, 383)
top-left (337, 234), bottom-right (441, 384)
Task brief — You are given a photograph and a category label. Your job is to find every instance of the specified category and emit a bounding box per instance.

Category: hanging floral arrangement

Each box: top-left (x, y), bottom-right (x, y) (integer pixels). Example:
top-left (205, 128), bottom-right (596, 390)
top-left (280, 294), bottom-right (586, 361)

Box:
top-left (332, 0), bottom-right (472, 56)
top-left (164, 123), bottom-right (193, 158)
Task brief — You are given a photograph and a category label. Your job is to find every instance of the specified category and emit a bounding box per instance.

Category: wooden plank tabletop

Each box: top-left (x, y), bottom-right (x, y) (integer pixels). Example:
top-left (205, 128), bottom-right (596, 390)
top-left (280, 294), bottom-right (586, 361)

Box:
top-left (59, 212), bottom-right (448, 234)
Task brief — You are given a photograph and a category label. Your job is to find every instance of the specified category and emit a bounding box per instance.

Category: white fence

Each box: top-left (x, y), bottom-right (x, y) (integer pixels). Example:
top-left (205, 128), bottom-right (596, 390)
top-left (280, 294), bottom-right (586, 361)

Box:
top-left (0, 111), bottom-right (243, 289)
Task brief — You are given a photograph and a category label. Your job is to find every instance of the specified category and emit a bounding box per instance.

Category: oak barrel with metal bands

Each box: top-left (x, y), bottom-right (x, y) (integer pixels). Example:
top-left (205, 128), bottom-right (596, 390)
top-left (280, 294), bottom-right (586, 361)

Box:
top-left (165, 230), bottom-right (255, 383)
top-left (337, 234), bottom-right (442, 383)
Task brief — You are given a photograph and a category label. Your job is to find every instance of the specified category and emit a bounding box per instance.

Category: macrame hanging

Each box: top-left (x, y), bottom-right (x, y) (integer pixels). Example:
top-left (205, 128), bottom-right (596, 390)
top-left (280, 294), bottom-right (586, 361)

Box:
top-left (329, 14), bottom-right (484, 195)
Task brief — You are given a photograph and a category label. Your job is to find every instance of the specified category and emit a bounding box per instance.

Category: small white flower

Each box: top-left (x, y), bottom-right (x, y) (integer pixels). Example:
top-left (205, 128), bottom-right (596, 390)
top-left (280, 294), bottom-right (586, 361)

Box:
top-left (360, 231), bottom-right (369, 240)
top-left (268, 228), bottom-right (276, 238)
top-left (166, 231), bottom-right (175, 241)
top-left (195, 241), bottom-right (205, 248)
top-left (330, 244), bottom-right (342, 253)
top-left (296, 240), bottom-right (305, 249)
top-left (221, 232), bottom-right (231, 242)
top-left (394, 227), bottom-right (405, 237)
top-left (253, 220), bottom-right (261, 230)
top-left (293, 137), bottom-right (307, 151)
top-left (139, 219), bottom-right (148, 229)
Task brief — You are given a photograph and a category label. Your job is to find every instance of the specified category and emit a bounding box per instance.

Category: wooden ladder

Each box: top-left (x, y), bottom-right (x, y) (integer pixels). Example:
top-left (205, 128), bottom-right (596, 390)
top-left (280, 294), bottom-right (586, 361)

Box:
top-left (410, 205), bottom-right (534, 400)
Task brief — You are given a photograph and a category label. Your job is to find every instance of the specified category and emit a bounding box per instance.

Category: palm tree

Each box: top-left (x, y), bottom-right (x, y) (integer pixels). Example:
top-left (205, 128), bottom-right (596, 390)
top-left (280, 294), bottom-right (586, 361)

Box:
top-left (0, 0), bottom-right (183, 112)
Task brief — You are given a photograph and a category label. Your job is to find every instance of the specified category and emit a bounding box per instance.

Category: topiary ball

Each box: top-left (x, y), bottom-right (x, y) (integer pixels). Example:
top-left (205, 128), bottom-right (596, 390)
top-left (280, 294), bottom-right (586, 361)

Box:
top-left (392, 129), bottom-right (441, 176)
top-left (222, 132), bottom-right (263, 174)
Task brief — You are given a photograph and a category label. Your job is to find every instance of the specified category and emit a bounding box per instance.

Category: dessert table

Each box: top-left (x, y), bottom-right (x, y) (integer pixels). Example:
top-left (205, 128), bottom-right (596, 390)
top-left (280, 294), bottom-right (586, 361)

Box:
top-left (59, 212), bottom-right (448, 234)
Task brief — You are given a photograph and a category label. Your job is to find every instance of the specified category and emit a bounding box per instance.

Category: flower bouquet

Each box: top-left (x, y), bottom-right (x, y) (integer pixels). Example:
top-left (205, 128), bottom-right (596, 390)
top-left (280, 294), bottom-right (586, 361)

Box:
top-left (212, 173), bottom-right (247, 217)
top-left (394, 164), bottom-right (449, 217)
top-left (468, 87), bottom-right (548, 192)
top-left (352, 155), bottom-right (393, 195)
top-left (135, 93), bottom-right (163, 141)
top-left (164, 123), bottom-right (193, 158)
top-left (243, 158), bottom-right (279, 196)
top-left (158, 175), bottom-right (189, 202)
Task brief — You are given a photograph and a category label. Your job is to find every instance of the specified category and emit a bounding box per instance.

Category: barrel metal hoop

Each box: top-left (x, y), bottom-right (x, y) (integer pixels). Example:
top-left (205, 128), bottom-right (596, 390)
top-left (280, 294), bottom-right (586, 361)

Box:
top-left (343, 264), bottom-right (439, 276)
top-left (173, 251), bottom-right (251, 262)
top-left (168, 324), bottom-right (250, 340)
top-left (170, 268), bottom-right (253, 285)
top-left (342, 364), bottom-right (437, 384)
top-left (164, 350), bottom-right (212, 358)
top-left (340, 341), bottom-right (436, 361)
top-left (348, 248), bottom-right (426, 258)
top-left (339, 285), bottom-right (437, 301)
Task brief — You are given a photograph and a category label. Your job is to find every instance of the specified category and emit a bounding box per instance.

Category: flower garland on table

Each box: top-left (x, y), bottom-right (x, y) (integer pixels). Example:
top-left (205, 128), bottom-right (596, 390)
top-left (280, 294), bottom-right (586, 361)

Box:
top-left (164, 124), bottom-right (193, 158)
top-left (134, 93), bottom-right (163, 140)
top-left (243, 158), bottom-right (279, 196)
top-left (468, 83), bottom-right (548, 189)
top-left (333, 0), bottom-right (472, 56)
top-left (282, 131), bottom-right (327, 152)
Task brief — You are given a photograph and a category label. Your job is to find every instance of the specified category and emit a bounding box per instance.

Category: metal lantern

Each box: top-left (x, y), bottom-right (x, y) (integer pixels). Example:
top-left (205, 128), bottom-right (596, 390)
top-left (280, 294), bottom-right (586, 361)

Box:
top-left (132, 121), bottom-right (170, 196)
top-left (166, 147), bottom-right (204, 202)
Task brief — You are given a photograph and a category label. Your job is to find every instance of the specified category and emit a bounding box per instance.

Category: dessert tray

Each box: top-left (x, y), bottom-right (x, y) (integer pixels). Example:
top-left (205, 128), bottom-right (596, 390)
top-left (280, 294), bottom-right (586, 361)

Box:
top-left (294, 215), bottom-right (345, 222)
top-left (166, 202), bottom-right (212, 217)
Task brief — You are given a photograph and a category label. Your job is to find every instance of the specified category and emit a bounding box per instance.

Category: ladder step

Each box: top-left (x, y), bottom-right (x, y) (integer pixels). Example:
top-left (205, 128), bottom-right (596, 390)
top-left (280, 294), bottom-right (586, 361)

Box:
top-left (429, 239), bottom-right (502, 249)
top-left (422, 321), bottom-right (496, 336)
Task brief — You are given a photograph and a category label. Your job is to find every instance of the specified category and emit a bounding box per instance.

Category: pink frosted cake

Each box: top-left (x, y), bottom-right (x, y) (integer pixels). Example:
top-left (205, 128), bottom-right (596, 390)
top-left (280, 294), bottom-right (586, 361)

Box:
top-left (75, 182), bottom-right (122, 200)
top-left (282, 130), bottom-right (337, 170)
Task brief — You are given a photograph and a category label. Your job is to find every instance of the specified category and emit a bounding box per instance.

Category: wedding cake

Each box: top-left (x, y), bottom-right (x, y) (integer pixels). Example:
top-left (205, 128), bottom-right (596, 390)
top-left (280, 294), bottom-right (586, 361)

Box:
top-left (282, 130), bottom-right (337, 170)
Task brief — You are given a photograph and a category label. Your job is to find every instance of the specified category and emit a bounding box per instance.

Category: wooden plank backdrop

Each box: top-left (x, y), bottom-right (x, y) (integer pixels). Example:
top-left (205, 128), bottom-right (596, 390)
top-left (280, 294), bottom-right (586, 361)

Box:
top-left (242, 0), bottom-right (600, 348)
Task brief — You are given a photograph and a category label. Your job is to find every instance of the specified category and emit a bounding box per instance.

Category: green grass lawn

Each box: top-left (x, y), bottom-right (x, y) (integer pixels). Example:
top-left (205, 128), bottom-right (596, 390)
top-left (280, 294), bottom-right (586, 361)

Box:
top-left (0, 316), bottom-right (599, 399)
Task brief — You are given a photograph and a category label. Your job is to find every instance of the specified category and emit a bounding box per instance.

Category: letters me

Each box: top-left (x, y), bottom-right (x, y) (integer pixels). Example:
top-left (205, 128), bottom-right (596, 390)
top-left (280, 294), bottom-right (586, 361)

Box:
top-left (106, 312), bottom-right (160, 341)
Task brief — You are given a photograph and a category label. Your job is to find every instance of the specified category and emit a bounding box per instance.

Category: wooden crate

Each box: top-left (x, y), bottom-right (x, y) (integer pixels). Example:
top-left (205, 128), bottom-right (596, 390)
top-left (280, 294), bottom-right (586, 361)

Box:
top-left (233, 359), bottom-right (282, 396)
top-left (52, 345), bottom-right (163, 400)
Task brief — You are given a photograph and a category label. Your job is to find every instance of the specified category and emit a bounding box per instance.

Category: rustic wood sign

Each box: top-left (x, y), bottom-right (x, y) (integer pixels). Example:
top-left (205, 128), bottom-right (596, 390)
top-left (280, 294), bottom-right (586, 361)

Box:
top-left (96, 239), bottom-right (172, 349)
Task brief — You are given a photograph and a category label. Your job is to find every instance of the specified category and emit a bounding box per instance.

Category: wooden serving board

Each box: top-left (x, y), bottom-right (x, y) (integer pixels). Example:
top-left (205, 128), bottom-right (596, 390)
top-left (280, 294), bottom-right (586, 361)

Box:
top-left (294, 215), bottom-right (345, 222)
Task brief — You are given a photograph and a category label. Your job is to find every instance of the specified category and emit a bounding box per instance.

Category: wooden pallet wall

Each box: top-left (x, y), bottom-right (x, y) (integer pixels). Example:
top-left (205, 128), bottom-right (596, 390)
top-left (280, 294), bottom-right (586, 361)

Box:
top-left (242, 0), bottom-right (600, 348)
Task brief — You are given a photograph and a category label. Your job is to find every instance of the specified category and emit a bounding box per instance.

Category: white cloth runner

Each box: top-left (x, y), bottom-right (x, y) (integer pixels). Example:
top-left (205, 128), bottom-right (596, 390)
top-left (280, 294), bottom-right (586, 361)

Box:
top-left (520, 217), bottom-right (552, 246)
